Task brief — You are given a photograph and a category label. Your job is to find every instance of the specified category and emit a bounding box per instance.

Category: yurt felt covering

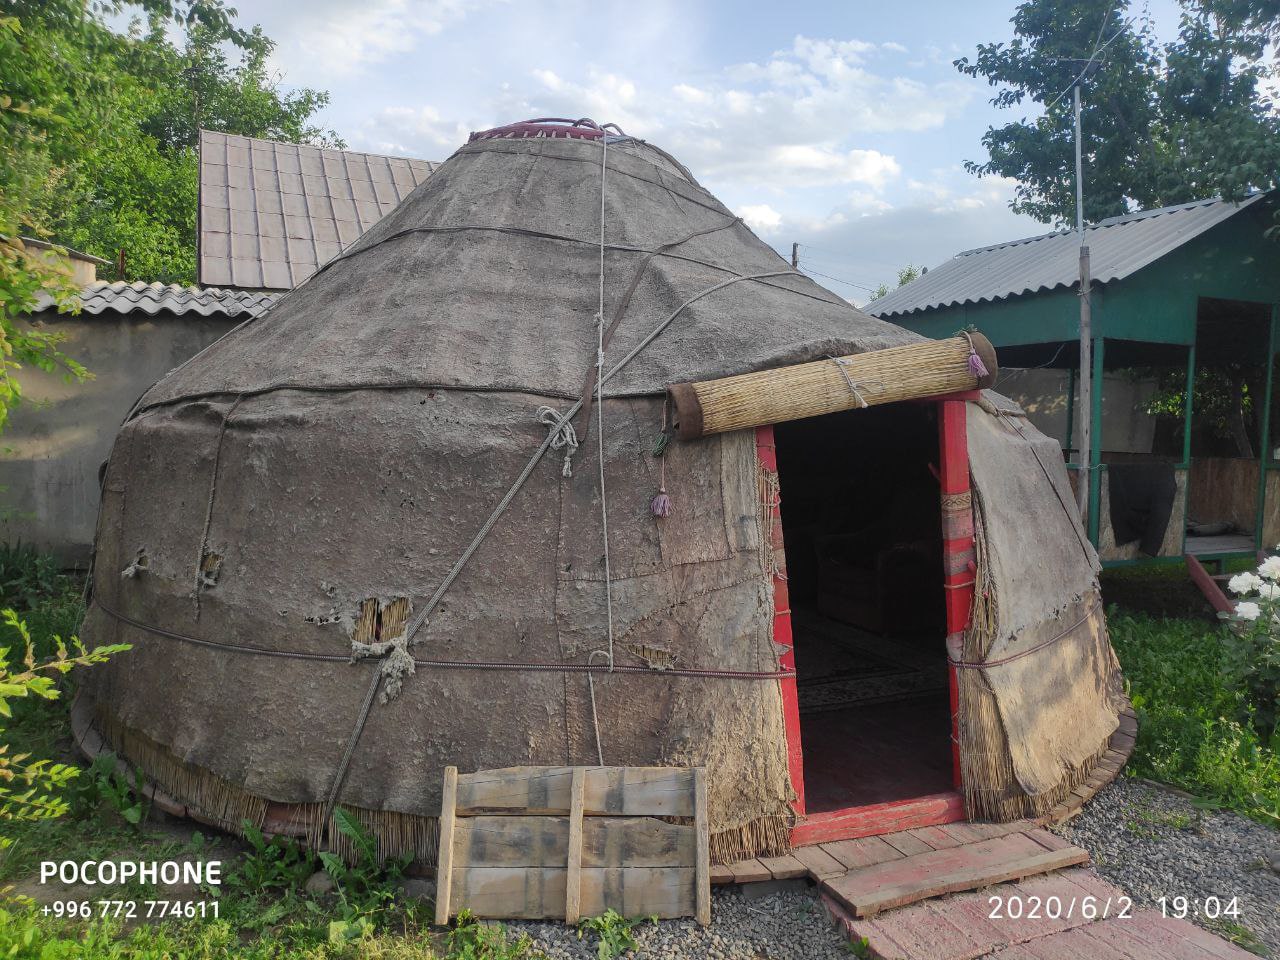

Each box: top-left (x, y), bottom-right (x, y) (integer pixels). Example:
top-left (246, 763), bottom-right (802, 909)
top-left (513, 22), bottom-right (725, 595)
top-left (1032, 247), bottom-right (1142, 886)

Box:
top-left (79, 131), bottom-right (1123, 864)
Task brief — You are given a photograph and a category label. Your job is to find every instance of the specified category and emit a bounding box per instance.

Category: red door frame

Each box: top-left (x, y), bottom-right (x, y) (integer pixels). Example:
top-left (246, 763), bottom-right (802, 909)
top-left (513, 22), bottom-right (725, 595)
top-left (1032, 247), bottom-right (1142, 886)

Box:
top-left (759, 395), bottom-right (977, 847)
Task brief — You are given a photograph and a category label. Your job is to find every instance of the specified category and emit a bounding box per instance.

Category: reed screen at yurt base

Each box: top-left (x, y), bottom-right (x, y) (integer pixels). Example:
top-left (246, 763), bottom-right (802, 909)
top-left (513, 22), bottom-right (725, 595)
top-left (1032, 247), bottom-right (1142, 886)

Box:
top-left (772, 402), bottom-right (952, 813)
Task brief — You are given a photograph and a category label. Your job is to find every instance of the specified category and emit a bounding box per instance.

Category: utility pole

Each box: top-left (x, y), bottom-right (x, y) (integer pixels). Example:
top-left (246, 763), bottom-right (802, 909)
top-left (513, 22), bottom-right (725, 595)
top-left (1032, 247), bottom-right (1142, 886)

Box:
top-left (1074, 84), bottom-right (1093, 525)
top-left (791, 242), bottom-right (799, 269)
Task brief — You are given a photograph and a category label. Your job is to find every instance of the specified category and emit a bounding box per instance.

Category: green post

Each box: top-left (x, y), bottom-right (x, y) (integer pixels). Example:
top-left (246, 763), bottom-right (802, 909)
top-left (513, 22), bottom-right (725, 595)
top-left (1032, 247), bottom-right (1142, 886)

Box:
top-left (1065, 362), bottom-right (1077, 461)
top-left (1181, 343), bottom-right (1196, 555)
top-left (1087, 337), bottom-right (1105, 545)
top-left (1255, 307), bottom-right (1278, 550)
top-left (1182, 344), bottom-right (1196, 467)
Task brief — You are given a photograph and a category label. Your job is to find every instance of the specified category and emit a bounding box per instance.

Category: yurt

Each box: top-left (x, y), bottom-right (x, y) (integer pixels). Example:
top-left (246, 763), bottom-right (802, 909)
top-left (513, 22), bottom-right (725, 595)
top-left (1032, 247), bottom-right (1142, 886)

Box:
top-left (74, 118), bottom-right (1127, 867)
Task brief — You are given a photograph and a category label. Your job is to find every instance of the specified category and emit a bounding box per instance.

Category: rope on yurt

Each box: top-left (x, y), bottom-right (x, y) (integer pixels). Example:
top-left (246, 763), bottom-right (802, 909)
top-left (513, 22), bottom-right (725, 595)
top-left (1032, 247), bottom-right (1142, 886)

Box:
top-left (537, 405), bottom-right (579, 476)
top-left (589, 132), bottom-right (615, 765)
top-left (192, 396), bottom-right (242, 621)
top-left (948, 596), bottom-right (1101, 668)
top-left (96, 599), bottom-right (798, 679)
top-left (574, 216), bottom-right (744, 445)
top-left (595, 131), bottom-right (615, 674)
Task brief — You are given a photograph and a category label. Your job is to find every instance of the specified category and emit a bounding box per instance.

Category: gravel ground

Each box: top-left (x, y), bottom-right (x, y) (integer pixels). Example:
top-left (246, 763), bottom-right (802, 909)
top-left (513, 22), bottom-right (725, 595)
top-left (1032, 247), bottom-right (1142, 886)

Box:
top-left (505, 884), bottom-right (851, 960)
top-left (1051, 778), bottom-right (1280, 956)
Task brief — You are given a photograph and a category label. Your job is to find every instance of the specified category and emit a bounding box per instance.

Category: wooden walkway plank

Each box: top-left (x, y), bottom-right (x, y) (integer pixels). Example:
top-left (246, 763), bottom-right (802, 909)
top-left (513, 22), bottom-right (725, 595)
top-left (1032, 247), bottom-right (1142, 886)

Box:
top-left (822, 832), bottom-right (1090, 917)
top-left (726, 858), bottom-right (772, 884)
top-left (907, 825), bottom-right (965, 850)
top-left (819, 834), bottom-right (906, 870)
top-left (792, 844), bottom-right (846, 880)
top-left (755, 854), bottom-right (808, 880)
top-left (882, 831), bottom-right (936, 857)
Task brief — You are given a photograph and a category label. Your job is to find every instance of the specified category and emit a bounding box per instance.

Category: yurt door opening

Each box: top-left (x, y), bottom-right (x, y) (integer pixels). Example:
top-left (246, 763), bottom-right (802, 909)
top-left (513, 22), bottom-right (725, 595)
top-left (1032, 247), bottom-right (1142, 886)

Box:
top-left (767, 398), bottom-right (968, 834)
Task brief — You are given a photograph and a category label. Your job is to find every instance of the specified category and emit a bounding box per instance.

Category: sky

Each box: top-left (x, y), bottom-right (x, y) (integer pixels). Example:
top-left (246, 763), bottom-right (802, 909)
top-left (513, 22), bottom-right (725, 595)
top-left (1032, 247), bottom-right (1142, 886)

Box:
top-left (212, 0), bottom-right (1187, 304)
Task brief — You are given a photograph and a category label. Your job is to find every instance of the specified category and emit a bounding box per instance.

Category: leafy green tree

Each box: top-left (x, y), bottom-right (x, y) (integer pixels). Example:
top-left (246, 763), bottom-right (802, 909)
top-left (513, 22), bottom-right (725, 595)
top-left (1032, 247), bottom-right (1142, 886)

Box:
top-left (0, 609), bottom-right (128, 825)
top-left (0, 0), bottom-right (340, 431)
top-left (956, 0), bottom-right (1280, 226)
top-left (871, 264), bottom-right (924, 302)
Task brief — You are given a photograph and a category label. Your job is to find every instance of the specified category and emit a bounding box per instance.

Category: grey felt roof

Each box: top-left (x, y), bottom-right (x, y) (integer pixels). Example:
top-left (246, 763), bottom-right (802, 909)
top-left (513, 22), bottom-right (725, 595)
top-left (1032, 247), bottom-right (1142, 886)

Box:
top-left (867, 194), bottom-right (1265, 318)
top-left (35, 281), bottom-right (279, 319)
top-left (198, 130), bottom-right (439, 291)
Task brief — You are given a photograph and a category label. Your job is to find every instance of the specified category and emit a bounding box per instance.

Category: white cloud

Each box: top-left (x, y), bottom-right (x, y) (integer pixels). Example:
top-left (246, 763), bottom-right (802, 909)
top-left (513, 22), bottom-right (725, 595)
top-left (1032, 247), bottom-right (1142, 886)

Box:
top-left (739, 204), bottom-right (783, 231)
top-left (255, 0), bottom-right (501, 80)
top-left (672, 83), bottom-right (711, 105)
top-left (767, 145), bottom-right (900, 189)
top-left (463, 35), bottom-right (965, 192)
top-left (355, 105), bottom-right (473, 156)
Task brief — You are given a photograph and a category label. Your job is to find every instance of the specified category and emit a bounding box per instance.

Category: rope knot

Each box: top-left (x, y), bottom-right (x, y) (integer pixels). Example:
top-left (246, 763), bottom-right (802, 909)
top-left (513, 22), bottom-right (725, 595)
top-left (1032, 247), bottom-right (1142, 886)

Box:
top-left (350, 635), bottom-right (417, 704)
top-left (829, 356), bottom-right (869, 408)
top-left (537, 406), bottom-right (579, 477)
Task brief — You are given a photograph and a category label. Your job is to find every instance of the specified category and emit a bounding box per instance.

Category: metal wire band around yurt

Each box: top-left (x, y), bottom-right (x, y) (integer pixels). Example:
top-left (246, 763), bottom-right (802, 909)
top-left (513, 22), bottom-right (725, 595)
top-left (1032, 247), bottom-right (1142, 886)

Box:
top-left (94, 599), bottom-right (796, 680)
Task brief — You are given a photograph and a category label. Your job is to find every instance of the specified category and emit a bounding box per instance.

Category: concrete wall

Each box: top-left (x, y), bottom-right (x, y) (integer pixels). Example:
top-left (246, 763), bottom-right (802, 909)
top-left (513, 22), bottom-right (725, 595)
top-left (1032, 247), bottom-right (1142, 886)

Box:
top-left (1, 312), bottom-right (237, 566)
top-left (995, 367), bottom-right (1159, 456)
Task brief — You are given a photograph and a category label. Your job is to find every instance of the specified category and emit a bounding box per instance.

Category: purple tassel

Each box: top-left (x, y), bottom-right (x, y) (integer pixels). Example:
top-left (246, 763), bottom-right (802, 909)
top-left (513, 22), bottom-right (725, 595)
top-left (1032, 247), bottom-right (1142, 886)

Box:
top-left (651, 491), bottom-right (672, 517)
top-left (968, 350), bottom-right (989, 379)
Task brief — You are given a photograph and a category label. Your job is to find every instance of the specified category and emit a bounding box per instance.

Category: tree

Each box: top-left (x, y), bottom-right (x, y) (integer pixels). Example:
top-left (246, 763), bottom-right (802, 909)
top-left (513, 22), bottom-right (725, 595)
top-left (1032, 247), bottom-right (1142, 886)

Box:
top-left (0, 610), bottom-right (128, 824)
top-left (956, 0), bottom-right (1280, 227)
top-left (0, 0), bottom-right (340, 431)
top-left (871, 264), bottom-right (924, 302)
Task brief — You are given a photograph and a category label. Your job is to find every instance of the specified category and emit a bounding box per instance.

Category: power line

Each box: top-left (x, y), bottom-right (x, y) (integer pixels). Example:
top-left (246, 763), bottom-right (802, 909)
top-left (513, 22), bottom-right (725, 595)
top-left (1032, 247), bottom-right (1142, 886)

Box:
top-left (1044, 13), bottom-right (1133, 112)
top-left (798, 265), bottom-right (880, 294)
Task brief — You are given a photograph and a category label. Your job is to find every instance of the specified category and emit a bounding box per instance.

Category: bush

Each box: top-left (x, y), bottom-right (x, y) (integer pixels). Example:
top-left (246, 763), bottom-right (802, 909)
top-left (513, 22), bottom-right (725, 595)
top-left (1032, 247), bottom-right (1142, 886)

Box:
top-left (0, 543), bottom-right (75, 612)
top-left (1109, 609), bottom-right (1280, 824)
top-left (1221, 558), bottom-right (1280, 739)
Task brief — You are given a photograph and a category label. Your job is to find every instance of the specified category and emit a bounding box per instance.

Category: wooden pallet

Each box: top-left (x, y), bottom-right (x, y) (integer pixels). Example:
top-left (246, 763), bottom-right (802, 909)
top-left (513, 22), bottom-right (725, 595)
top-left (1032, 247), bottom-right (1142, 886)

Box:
top-left (434, 765), bottom-right (710, 926)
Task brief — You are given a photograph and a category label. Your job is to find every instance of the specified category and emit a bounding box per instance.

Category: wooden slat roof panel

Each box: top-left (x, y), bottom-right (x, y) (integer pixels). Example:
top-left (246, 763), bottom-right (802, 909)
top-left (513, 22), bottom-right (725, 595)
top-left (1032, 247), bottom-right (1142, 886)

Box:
top-left (198, 130), bottom-right (439, 290)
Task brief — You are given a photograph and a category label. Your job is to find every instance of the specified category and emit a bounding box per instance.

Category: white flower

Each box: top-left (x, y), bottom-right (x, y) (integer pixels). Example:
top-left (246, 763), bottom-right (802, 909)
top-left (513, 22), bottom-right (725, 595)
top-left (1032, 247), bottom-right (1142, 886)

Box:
top-left (1259, 583), bottom-right (1280, 600)
top-left (1235, 601), bottom-right (1262, 621)
top-left (1258, 556), bottom-right (1280, 580)
top-left (1229, 572), bottom-right (1264, 595)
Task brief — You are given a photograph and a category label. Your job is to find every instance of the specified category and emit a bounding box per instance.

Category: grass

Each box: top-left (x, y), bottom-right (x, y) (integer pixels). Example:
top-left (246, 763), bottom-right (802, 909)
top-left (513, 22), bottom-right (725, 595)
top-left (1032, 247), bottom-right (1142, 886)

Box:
top-left (1105, 597), bottom-right (1280, 826)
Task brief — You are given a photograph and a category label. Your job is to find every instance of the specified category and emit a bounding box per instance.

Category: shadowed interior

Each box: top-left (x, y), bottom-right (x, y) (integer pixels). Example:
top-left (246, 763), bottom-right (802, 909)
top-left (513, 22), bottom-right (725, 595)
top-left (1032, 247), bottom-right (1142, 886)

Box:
top-left (775, 405), bottom-right (952, 814)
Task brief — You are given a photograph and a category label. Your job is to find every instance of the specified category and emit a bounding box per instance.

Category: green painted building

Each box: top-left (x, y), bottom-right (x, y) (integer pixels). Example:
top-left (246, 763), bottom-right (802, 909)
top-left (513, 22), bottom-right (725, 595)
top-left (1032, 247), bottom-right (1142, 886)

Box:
top-left (868, 194), bottom-right (1280, 565)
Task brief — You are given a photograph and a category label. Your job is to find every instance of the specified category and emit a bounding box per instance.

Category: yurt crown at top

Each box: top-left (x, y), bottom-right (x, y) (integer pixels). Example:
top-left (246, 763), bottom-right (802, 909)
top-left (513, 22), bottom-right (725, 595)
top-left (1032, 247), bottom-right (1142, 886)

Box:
top-left (468, 117), bottom-right (629, 143)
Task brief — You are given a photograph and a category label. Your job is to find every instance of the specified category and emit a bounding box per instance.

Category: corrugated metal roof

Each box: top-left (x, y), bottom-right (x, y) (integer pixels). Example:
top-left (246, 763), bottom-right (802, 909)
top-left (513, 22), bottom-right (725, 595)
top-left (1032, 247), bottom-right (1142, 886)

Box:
top-left (34, 281), bottom-right (279, 318)
top-left (867, 194), bottom-right (1265, 318)
top-left (198, 130), bottom-right (439, 291)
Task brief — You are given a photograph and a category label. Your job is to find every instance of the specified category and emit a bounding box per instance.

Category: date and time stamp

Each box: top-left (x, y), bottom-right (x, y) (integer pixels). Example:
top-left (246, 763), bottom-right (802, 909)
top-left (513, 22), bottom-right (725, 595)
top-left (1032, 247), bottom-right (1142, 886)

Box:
top-left (987, 892), bottom-right (1245, 921)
